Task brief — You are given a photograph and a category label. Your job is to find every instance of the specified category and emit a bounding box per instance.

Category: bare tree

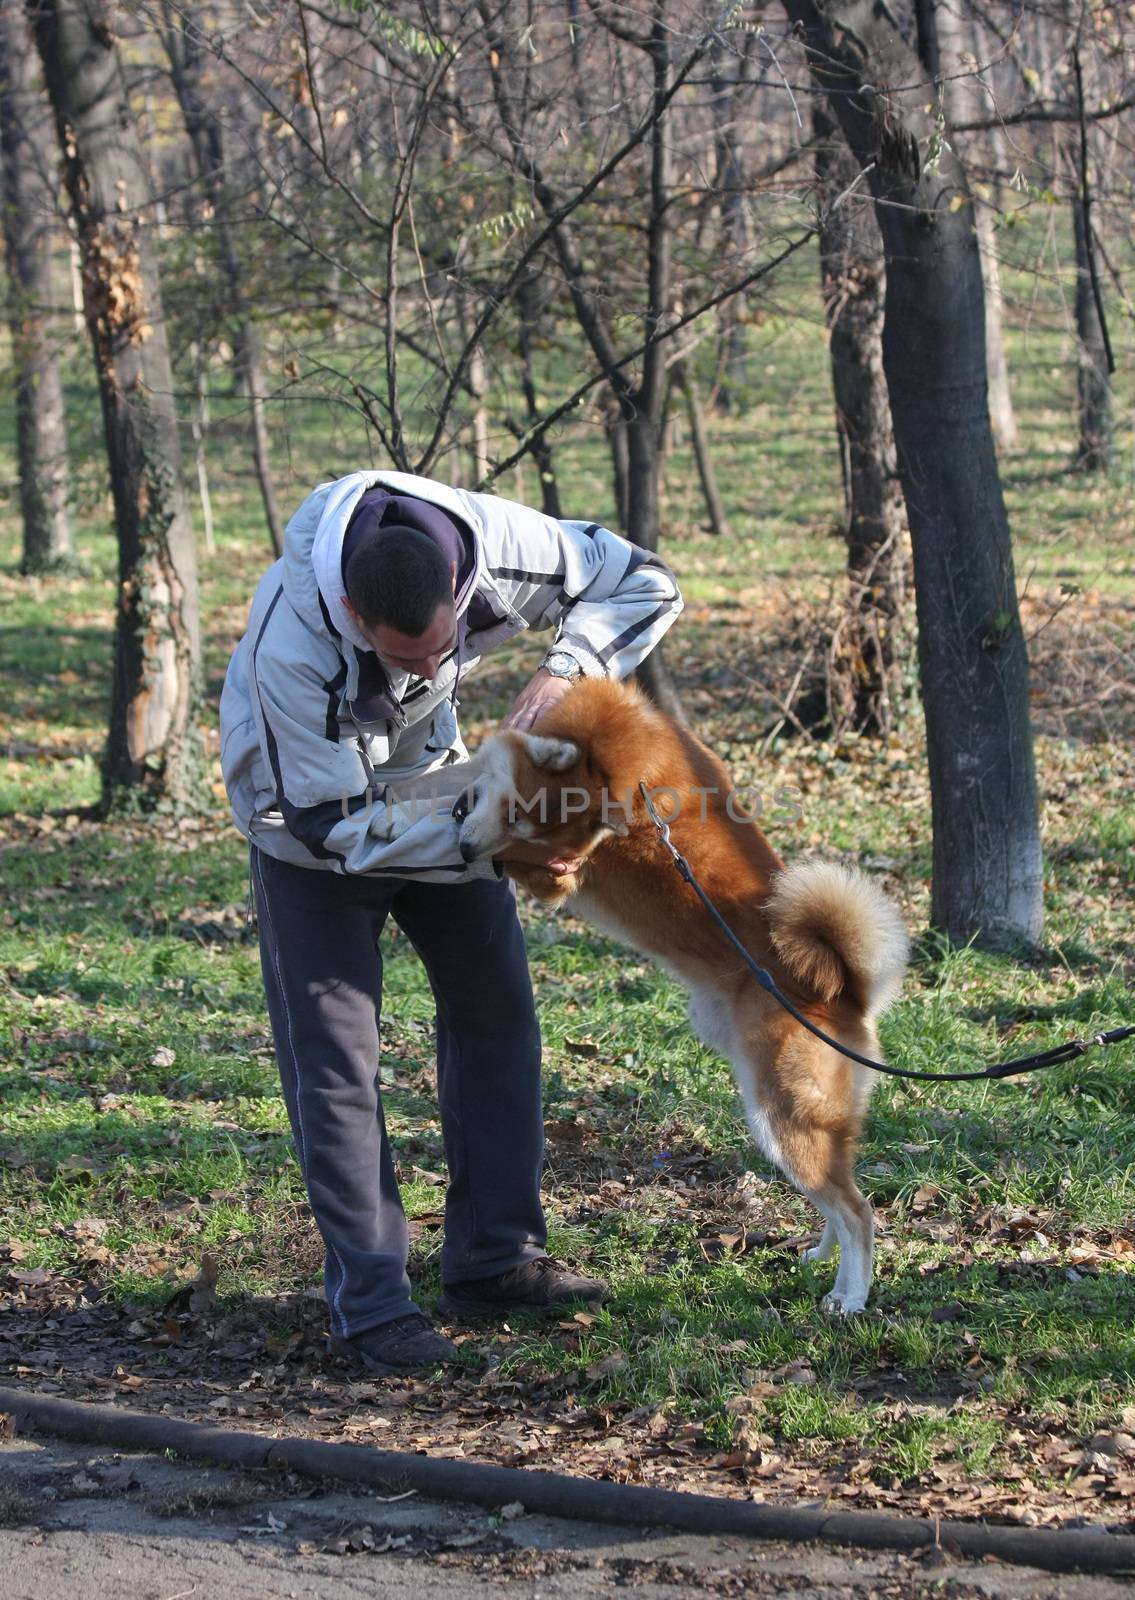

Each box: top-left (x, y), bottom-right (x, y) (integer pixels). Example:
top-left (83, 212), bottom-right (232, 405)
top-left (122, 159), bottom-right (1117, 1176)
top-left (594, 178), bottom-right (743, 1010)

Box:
top-left (813, 100), bottom-right (907, 738)
top-left (464, 1), bottom-right (809, 716)
top-left (782, 0), bottom-right (1044, 948)
top-left (1069, 44), bottom-right (1114, 472)
top-left (1071, 183), bottom-right (1112, 471)
top-left (159, 0), bottom-right (284, 553)
top-left (29, 0), bottom-right (202, 812)
top-left (0, 1), bottom-right (72, 573)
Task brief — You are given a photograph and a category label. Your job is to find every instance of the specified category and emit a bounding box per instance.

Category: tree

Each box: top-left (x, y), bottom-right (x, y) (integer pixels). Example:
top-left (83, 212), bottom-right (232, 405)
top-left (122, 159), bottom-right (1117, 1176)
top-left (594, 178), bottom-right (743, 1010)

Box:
top-left (159, 0), bottom-right (284, 552)
top-left (934, 0), bottom-right (1019, 451)
top-left (0, 1), bottom-right (72, 573)
top-left (1068, 45), bottom-right (1113, 472)
top-left (781, 0), bottom-right (1044, 947)
top-left (465, 0), bottom-right (806, 716)
top-left (813, 100), bottom-right (907, 737)
top-left (28, 0), bottom-right (202, 811)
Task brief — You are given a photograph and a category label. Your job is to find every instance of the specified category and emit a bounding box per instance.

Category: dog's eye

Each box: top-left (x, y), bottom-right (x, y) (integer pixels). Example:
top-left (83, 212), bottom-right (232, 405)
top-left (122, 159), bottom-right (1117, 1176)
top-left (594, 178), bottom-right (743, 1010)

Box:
top-left (452, 785), bottom-right (478, 823)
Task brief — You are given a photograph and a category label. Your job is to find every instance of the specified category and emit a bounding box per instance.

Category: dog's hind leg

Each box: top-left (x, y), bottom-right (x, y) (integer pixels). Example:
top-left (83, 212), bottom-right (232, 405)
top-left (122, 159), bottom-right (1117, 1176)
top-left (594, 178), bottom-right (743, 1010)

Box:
top-left (801, 1169), bottom-right (874, 1316)
top-left (734, 1063), bottom-right (874, 1316)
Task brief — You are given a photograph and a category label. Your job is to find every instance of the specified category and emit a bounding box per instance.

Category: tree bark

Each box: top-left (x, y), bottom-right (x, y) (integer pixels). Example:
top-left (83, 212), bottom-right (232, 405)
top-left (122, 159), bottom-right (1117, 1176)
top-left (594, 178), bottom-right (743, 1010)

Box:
top-left (814, 100), bottom-right (907, 737)
top-left (0, 2), bottom-right (72, 573)
top-left (1071, 191), bottom-right (1112, 472)
top-left (29, 0), bottom-right (203, 813)
top-left (673, 359), bottom-right (730, 537)
top-left (709, 47), bottom-right (753, 413)
top-left (516, 269), bottom-right (562, 520)
top-left (160, 2), bottom-right (283, 554)
top-left (782, 0), bottom-right (1043, 948)
top-left (935, 0), bottom-right (1019, 450)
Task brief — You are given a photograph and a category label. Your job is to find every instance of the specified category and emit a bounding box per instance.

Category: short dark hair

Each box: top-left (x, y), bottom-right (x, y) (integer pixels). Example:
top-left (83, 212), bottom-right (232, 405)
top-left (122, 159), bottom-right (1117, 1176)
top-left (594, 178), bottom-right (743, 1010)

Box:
top-left (345, 526), bottom-right (452, 635)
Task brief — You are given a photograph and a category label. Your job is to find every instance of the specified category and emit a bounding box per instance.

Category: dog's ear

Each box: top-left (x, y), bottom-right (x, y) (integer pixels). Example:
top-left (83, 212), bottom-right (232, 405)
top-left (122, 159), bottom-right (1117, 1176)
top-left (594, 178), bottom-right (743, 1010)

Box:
top-left (519, 733), bottom-right (580, 772)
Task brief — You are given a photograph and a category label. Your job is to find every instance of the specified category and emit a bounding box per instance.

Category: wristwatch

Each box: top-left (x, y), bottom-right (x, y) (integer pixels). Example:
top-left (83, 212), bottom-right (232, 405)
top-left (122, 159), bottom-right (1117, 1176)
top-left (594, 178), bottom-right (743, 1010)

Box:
top-left (541, 650), bottom-right (583, 681)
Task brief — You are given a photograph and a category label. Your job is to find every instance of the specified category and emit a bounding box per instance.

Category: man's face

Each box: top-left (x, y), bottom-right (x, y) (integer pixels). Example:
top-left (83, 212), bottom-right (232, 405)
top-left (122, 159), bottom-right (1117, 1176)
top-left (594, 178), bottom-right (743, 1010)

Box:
top-left (364, 601), bottom-right (459, 681)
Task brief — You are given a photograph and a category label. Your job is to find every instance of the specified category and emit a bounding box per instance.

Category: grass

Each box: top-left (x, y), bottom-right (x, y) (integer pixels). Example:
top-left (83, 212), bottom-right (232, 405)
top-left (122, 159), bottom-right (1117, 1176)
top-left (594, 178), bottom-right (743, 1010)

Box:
top-left (1, 214), bottom-right (1134, 1522)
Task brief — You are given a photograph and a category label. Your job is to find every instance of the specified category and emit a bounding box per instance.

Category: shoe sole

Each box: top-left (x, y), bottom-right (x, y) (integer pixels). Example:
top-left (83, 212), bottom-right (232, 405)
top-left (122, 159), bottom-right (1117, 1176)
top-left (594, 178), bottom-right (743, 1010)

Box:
top-left (327, 1335), bottom-right (456, 1376)
top-left (437, 1289), bottom-right (606, 1320)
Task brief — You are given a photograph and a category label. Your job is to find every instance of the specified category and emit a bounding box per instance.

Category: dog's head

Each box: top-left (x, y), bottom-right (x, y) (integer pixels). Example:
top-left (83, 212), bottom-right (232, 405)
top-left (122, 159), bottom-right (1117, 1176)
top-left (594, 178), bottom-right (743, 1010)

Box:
top-left (457, 727), bottom-right (629, 867)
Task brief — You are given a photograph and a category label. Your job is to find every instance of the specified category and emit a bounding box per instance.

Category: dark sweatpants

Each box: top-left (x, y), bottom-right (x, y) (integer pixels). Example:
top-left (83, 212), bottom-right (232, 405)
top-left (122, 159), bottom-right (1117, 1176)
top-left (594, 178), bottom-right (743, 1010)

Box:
top-left (251, 847), bottom-right (547, 1338)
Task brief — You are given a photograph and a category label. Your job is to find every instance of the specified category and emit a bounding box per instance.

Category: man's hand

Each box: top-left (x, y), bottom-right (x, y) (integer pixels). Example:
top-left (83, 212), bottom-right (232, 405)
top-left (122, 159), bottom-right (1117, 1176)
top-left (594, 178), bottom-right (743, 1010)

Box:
top-left (503, 667), bottom-right (576, 732)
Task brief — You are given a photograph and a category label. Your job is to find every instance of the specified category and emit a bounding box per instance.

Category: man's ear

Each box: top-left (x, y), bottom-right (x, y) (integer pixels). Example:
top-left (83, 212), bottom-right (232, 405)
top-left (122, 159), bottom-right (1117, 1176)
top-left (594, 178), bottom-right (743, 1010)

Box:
top-left (518, 733), bottom-right (580, 772)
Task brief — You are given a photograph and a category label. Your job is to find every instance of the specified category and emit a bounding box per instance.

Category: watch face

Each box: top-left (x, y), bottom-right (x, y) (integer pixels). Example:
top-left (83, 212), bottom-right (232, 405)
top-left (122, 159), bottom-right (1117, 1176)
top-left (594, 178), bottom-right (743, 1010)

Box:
top-left (545, 653), bottom-right (580, 678)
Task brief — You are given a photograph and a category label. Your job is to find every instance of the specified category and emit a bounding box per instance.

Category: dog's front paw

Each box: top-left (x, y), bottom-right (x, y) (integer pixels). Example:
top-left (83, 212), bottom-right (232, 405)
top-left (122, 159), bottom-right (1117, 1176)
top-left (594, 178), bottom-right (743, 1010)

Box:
top-left (820, 1289), bottom-right (868, 1318)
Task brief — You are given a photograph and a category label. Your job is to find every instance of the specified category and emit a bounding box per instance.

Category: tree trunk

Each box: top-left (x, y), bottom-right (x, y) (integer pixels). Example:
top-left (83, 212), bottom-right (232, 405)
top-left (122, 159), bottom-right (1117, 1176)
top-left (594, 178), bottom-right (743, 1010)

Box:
top-left (673, 359), bottom-right (730, 537)
top-left (606, 403), bottom-right (631, 528)
top-left (935, 0), bottom-right (1019, 450)
top-left (30, 0), bottom-right (203, 813)
top-left (814, 101), bottom-right (908, 738)
top-left (623, 409), bottom-right (684, 721)
top-left (190, 336), bottom-right (215, 555)
top-left (468, 340), bottom-right (490, 487)
top-left (975, 201), bottom-right (1018, 449)
top-left (782, 0), bottom-right (1043, 948)
top-left (1071, 193), bottom-right (1112, 472)
top-left (160, 3), bottom-right (283, 554)
top-left (516, 269), bottom-right (562, 520)
top-left (0, 3), bottom-right (72, 573)
top-left (709, 50), bottom-right (752, 413)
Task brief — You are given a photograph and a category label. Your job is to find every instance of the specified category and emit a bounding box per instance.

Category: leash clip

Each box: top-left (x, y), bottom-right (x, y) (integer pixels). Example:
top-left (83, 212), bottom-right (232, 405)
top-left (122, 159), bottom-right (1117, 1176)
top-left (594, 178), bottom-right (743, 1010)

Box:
top-left (638, 781), bottom-right (672, 847)
top-left (638, 780), bottom-right (694, 882)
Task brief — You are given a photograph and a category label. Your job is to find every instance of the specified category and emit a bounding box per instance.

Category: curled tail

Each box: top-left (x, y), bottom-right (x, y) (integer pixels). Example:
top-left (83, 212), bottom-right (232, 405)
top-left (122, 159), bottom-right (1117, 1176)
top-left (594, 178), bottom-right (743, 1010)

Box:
top-left (766, 861), bottom-right (909, 1014)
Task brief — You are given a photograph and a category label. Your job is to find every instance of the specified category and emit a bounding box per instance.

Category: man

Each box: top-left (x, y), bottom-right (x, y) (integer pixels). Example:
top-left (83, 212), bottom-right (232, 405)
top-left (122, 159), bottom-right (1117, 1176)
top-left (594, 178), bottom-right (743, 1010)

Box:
top-left (220, 469), bottom-right (682, 1375)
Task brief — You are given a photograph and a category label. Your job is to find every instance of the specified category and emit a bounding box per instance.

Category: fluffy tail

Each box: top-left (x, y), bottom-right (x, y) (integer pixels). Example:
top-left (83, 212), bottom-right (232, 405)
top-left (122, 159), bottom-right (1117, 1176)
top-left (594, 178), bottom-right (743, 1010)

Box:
top-left (766, 861), bottom-right (909, 1014)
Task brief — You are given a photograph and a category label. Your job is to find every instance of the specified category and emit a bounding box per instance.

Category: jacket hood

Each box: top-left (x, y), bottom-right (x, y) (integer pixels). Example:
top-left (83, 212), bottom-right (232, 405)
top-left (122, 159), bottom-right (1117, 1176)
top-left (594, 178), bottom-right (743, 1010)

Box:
top-left (283, 471), bottom-right (486, 656)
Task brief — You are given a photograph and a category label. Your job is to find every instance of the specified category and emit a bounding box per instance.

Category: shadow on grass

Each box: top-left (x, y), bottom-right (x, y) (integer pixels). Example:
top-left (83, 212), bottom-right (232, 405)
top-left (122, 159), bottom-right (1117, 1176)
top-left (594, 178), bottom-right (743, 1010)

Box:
top-left (0, 623), bottom-right (112, 728)
top-left (0, 831), bottom-right (249, 934)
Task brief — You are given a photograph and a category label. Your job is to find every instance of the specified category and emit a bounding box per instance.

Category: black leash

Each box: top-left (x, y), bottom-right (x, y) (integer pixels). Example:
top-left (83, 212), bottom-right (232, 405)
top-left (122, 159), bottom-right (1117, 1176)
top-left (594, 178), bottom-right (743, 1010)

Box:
top-left (638, 783), bottom-right (1135, 1085)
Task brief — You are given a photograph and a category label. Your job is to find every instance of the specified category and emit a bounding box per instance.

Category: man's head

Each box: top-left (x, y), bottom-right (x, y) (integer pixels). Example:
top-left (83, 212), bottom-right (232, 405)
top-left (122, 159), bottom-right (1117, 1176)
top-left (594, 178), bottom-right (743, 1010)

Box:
top-left (343, 526), bottom-right (458, 679)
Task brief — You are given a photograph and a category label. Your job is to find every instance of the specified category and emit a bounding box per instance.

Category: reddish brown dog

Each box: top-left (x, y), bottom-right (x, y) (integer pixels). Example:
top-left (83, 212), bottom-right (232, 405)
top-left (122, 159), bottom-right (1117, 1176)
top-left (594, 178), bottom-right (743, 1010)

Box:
top-left (457, 678), bottom-right (908, 1314)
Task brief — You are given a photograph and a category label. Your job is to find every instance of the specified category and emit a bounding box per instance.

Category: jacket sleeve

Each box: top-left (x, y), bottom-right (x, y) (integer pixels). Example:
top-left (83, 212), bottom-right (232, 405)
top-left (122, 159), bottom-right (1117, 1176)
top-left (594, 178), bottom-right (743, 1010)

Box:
top-left (455, 488), bottom-right (683, 679)
top-left (250, 602), bottom-right (497, 881)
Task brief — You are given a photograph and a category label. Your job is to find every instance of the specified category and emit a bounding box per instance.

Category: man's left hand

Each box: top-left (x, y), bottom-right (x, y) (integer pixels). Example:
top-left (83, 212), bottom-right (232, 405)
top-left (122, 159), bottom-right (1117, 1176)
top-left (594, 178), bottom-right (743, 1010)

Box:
top-left (503, 667), bottom-right (576, 732)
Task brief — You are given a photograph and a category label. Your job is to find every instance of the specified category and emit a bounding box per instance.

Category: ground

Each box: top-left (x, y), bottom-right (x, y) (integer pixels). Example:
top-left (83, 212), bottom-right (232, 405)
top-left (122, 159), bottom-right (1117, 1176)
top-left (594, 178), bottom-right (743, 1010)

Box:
top-left (3, 1433), bottom-right (1134, 1600)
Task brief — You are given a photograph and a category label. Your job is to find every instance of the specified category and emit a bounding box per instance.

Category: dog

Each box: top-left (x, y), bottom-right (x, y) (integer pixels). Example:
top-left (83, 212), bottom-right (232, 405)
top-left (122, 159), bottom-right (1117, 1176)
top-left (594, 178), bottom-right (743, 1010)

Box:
top-left (454, 678), bottom-right (909, 1315)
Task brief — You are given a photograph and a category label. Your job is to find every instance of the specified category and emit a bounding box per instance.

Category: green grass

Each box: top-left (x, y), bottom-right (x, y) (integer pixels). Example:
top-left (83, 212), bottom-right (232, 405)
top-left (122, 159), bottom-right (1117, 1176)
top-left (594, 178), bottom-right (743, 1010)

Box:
top-left (1, 212), bottom-right (1133, 1514)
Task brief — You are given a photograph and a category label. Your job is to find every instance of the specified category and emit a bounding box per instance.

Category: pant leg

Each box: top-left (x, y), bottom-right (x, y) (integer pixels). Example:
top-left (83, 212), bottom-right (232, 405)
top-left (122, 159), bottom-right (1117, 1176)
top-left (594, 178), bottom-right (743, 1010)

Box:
top-left (251, 846), bottom-right (419, 1337)
top-left (390, 875), bottom-right (547, 1284)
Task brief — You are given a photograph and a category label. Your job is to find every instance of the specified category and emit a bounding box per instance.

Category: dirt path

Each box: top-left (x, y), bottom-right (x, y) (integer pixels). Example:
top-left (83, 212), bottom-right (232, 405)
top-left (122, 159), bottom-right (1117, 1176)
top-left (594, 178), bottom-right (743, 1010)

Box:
top-left (4, 1435), bottom-right (1134, 1600)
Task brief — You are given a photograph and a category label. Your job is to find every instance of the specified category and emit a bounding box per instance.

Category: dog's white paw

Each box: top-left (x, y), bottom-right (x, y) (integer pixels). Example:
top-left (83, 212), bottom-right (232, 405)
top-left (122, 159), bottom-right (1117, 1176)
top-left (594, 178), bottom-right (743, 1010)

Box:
top-left (820, 1289), bottom-right (868, 1318)
top-left (803, 1242), bottom-right (834, 1263)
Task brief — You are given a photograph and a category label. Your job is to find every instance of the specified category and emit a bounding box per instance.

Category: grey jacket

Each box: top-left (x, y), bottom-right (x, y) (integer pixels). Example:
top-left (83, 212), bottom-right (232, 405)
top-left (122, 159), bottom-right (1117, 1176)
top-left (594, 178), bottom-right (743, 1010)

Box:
top-left (219, 470), bottom-right (683, 879)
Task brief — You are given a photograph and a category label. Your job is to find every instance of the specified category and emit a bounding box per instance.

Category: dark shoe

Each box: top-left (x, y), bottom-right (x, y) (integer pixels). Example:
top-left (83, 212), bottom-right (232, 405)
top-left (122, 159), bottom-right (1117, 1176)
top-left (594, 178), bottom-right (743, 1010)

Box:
top-left (438, 1257), bottom-right (607, 1319)
top-left (329, 1313), bottom-right (459, 1375)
